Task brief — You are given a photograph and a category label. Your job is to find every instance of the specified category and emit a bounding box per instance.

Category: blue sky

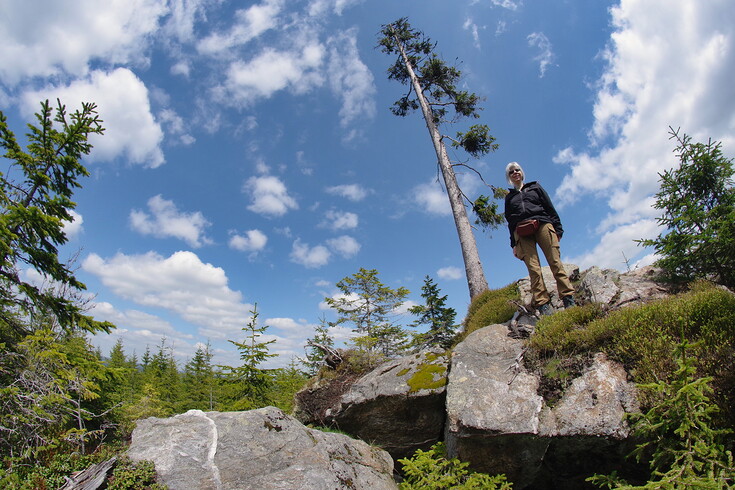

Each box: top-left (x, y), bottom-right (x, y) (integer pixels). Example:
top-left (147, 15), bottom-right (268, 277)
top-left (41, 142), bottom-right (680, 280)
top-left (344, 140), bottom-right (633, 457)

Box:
top-left (1, 0), bottom-right (733, 369)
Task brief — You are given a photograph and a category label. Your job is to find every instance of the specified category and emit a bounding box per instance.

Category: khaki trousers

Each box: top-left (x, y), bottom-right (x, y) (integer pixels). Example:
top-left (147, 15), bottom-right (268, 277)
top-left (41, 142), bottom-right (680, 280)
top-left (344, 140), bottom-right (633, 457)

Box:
top-left (515, 222), bottom-right (574, 307)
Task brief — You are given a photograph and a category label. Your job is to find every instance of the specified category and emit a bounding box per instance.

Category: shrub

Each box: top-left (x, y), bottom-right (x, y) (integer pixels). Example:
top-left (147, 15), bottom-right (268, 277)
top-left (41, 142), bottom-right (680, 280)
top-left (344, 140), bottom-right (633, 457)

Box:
top-left (398, 442), bottom-right (511, 489)
top-left (107, 457), bottom-right (167, 490)
top-left (459, 283), bottom-right (519, 343)
top-left (638, 128), bottom-right (735, 289)
top-left (0, 444), bottom-right (120, 490)
top-left (528, 303), bottom-right (605, 355)
top-left (525, 282), bottom-right (735, 421)
top-left (588, 342), bottom-right (735, 488)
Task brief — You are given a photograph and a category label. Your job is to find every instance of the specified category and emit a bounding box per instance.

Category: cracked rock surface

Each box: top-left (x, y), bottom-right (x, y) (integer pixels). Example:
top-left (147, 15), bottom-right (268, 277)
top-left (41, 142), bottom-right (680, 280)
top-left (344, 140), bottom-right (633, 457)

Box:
top-left (127, 407), bottom-right (397, 490)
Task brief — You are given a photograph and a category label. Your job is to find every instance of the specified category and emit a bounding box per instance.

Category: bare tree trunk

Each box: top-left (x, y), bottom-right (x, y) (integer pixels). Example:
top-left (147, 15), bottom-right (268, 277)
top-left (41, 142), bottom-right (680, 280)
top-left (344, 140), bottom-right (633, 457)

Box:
top-left (394, 41), bottom-right (489, 299)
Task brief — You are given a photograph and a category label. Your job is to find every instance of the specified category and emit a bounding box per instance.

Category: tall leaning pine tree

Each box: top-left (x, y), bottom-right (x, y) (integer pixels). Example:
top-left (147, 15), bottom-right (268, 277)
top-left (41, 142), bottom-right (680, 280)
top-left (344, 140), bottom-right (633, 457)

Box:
top-left (378, 18), bottom-right (499, 299)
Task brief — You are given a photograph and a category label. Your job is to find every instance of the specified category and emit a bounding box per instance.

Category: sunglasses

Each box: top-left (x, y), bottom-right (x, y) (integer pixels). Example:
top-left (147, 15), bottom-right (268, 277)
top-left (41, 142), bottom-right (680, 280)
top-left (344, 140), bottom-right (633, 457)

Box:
top-left (508, 168), bottom-right (522, 175)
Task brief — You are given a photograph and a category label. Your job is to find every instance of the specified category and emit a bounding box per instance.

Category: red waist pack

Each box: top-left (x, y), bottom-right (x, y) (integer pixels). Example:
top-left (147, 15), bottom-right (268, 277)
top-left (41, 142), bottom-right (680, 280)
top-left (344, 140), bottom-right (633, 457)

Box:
top-left (516, 219), bottom-right (539, 237)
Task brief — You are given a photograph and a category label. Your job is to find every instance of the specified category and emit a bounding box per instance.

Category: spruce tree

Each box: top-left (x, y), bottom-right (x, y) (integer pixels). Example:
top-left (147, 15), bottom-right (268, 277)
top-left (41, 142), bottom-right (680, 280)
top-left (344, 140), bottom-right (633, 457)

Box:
top-left (268, 358), bottom-right (309, 413)
top-left (303, 314), bottom-right (336, 375)
top-left (0, 100), bottom-right (113, 339)
top-left (140, 338), bottom-right (180, 414)
top-left (409, 276), bottom-right (458, 350)
top-left (325, 268), bottom-right (409, 364)
top-left (639, 128), bottom-right (735, 288)
top-left (181, 342), bottom-right (216, 411)
top-left (224, 304), bottom-right (276, 410)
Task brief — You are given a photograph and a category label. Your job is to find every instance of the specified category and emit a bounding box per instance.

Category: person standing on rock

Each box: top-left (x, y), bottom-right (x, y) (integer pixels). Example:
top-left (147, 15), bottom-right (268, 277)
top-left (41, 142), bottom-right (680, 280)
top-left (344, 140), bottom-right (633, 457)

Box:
top-left (504, 161), bottom-right (575, 315)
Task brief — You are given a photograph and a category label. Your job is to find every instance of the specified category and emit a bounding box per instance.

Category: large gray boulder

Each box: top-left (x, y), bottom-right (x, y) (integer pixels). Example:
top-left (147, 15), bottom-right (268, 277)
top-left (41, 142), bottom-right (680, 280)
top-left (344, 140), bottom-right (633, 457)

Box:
top-left (322, 348), bottom-right (449, 460)
top-left (539, 352), bottom-right (639, 438)
top-left (127, 406), bottom-right (397, 490)
top-left (445, 324), bottom-right (639, 489)
top-left (578, 265), bottom-right (669, 309)
top-left (518, 264), bottom-right (668, 312)
top-left (444, 323), bottom-right (547, 488)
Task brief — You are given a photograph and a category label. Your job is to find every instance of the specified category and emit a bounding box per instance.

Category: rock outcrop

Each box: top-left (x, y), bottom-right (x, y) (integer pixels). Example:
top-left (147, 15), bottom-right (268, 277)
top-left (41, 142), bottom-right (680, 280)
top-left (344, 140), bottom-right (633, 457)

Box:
top-left (445, 324), bottom-right (639, 488)
top-left (127, 407), bottom-right (397, 490)
top-left (128, 265), bottom-right (667, 488)
top-left (296, 265), bottom-right (666, 488)
top-left (518, 264), bottom-right (668, 312)
top-left (517, 262), bottom-right (582, 310)
top-left (298, 348), bottom-right (449, 460)
top-left (580, 265), bottom-right (669, 310)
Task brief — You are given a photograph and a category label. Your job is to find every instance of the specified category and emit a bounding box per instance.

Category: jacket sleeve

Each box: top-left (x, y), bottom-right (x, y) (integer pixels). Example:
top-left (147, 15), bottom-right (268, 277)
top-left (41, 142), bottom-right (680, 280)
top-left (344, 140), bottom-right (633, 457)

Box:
top-left (537, 184), bottom-right (563, 239)
top-left (504, 194), bottom-right (516, 247)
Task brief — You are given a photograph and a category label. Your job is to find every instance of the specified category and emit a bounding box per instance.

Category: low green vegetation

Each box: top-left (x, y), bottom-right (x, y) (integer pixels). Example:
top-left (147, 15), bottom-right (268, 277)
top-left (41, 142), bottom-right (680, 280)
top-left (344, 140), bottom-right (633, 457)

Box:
top-left (457, 282), bottom-right (519, 343)
top-left (525, 282), bottom-right (735, 418)
top-left (398, 442), bottom-right (511, 489)
top-left (106, 457), bottom-right (167, 490)
top-left (405, 352), bottom-right (448, 393)
top-left (588, 342), bottom-right (734, 488)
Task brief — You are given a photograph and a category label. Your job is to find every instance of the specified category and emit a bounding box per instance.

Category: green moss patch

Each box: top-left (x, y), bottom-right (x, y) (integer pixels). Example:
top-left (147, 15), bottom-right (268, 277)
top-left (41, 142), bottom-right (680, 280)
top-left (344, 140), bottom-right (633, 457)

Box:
top-left (404, 352), bottom-right (449, 393)
top-left (524, 281), bottom-right (735, 421)
top-left (458, 283), bottom-right (519, 345)
top-left (407, 364), bottom-right (447, 393)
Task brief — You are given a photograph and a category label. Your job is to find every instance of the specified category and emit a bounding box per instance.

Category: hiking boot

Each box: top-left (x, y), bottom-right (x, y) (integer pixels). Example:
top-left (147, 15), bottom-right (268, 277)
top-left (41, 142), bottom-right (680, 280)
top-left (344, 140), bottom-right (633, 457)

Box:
top-left (562, 295), bottom-right (576, 309)
top-left (537, 302), bottom-right (553, 316)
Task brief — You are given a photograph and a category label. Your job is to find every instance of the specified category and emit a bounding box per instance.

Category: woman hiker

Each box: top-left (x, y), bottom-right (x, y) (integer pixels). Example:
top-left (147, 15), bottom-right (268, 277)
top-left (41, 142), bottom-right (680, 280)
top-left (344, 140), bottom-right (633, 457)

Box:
top-left (504, 161), bottom-right (576, 315)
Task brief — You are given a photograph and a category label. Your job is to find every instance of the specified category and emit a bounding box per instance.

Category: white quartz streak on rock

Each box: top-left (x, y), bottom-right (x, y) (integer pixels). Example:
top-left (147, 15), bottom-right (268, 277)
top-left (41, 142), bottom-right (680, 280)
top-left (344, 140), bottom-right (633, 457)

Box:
top-left (191, 410), bottom-right (222, 489)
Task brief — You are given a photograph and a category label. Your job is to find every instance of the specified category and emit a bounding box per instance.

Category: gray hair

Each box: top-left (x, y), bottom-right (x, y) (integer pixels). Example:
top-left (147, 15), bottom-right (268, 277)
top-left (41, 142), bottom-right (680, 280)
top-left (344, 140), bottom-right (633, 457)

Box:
top-left (505, 161), bottom-right (524, 188)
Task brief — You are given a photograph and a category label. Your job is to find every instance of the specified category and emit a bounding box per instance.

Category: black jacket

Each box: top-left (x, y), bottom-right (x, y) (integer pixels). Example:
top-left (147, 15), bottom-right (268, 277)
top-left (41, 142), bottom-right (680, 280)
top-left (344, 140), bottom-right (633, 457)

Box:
top-left (504, 181), bottom-right (563, 247)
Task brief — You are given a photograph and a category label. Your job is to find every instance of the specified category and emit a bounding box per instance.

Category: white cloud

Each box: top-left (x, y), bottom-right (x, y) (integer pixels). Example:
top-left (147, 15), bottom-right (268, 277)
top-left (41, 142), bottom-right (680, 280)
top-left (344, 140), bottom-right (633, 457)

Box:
top-left (326, 235), bottom-right (361, 258)
top-left (62, 210), bottom-right (84, 240)
top-left (20, 68), bottom-right (165, 167)
top-left (170, 60), bottom-right (191, 77)
top-left (218, 43), bottom-right (325, 106)
top-left (82, 251), bottom-right (252, 339)
top-left (130, 195), bottom-right (212, 247)
top-left (290, 239), bottom-right (331, 268)
top-left (527, 32), bottom-right (554, 77)
top-left (413, 179), bottom-right (450, 216)
top-left (307, 0), bottom-right (365, 17)
top-left (244, 175), bottom-right (298, 217)
top-left (487, 0), bottom-right (521, 10)
top-left (0, 0), bottom-right (166, 84)
top-left (322, 209), bottom-right (358, 230)
top-left (437, 266), bottom-right (463, 280)
top-left (554, 0), bottom-right (735, 269)
top-left (158, 108), bottom-right (195, 146)
top-left (266, 317), bottom-right (316, 334)
top-left (162, 0), bottom-right (210, 43)
top-left (325, 184), bottom-right (369, 201)
top-left (326, 28), bottom-right (376, 127)
top-left (463, 18), bottom-right (482, 49)
top-left (91, 301), bottom-right (187, 338)
top-left (229, 229), bottom-right (268, 253)
top-left (566, 219), bottom-right (661, 270)
top-left (197, 0), bottom-right (283, 55)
